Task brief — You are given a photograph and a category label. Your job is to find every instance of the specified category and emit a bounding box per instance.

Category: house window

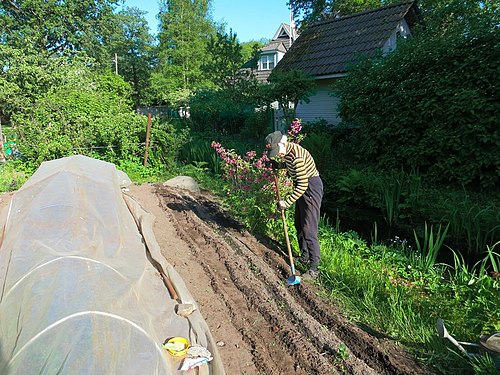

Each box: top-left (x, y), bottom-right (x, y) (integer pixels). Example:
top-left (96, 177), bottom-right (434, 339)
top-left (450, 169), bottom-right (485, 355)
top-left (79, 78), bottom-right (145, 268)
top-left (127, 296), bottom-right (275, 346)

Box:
top-left (259, 54), bottom-right (275, 70)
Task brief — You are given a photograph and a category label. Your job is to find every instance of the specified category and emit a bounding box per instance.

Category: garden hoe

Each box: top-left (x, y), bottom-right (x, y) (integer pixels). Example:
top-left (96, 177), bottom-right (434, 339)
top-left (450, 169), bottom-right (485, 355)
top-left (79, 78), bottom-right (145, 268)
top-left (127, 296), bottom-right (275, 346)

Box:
top-left (273, 173), bottom-right (301, 286)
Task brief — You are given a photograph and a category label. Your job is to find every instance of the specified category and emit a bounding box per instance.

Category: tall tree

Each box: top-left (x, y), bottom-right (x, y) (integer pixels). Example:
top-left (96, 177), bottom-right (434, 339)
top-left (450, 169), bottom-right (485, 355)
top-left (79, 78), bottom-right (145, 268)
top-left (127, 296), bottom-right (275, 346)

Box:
top-left (153, 0), bottom-right (215, 106)
top-left (204, 27), bottom-right (245, 89)
top-left (241, 40), bottom-right (266, 63)
top-left (111, 7), bottom-right (156, 107)
top-left (288, 0), bottom-right (387, 27)
top-left (0, 0), bottom-right (121, 65)
top-left (418, 0), bottom-right (499, 33)
top-left (289, 0), bottom-right (499, 32)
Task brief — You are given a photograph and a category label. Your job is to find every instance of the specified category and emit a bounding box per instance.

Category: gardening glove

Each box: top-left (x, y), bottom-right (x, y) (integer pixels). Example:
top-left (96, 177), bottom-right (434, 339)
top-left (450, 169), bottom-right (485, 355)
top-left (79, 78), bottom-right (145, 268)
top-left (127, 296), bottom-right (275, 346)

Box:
top-left (277, 200), bottom-right (287, 211)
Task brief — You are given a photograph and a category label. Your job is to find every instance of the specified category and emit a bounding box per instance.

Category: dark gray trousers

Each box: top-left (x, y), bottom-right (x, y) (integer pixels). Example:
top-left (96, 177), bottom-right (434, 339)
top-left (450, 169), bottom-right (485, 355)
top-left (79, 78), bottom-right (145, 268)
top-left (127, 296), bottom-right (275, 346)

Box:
top-left (294, 176), bottom-right (323, 270)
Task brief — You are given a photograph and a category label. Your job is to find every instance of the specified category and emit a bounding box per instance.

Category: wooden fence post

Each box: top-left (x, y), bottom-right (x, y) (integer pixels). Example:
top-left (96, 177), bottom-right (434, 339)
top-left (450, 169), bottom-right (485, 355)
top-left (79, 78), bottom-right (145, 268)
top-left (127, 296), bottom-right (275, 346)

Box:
top-left (143, 113), bottom-right (151, 167)
top-left (0, 119), bottom-right (5, 163)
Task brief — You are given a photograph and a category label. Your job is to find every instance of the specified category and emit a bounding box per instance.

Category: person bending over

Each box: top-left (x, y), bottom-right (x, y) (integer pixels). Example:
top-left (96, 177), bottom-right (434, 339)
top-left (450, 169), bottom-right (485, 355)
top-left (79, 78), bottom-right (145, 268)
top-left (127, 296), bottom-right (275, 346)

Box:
top-left (265, 130), bottom-right (323, 280)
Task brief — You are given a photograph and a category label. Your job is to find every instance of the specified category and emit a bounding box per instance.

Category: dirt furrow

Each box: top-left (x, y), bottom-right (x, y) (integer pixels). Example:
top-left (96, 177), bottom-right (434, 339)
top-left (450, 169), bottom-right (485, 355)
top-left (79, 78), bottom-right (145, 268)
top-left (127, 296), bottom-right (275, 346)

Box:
top-left (153, 185), bottom-right (432, 375)
top-left (158, 187), bottom-right (310, 374)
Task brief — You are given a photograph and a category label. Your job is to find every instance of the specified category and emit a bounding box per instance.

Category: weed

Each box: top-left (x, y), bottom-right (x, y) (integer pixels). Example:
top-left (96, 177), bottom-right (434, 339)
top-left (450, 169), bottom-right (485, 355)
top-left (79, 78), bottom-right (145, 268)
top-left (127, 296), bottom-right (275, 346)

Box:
top-left (250, 264), bottom-right (261, 276)
top-left (332, 343), bottom-right (351, 372)
top-left (412, 222), bottom-right (449, 272)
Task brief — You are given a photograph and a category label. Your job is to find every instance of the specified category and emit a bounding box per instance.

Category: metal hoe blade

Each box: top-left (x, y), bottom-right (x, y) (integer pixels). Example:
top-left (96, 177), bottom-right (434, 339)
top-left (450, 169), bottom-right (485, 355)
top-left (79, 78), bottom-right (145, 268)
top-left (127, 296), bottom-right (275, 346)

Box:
top-left (287, 275), bottom-right (301, 286)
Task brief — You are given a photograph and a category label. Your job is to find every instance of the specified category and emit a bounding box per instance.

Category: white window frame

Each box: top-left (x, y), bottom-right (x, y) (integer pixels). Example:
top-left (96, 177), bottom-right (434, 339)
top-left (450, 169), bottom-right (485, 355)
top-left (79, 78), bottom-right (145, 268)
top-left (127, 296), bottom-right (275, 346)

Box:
top-left (259, 54), bottom-right (276, 71)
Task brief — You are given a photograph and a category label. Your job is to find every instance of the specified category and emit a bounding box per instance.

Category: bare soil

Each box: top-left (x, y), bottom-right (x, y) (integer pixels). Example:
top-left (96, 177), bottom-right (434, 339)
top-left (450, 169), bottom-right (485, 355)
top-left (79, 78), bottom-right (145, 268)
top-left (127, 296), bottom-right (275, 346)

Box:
top-left (126, 182), bottom-right (434, 375)
top-left (0, 182), bottom-right (435, 374)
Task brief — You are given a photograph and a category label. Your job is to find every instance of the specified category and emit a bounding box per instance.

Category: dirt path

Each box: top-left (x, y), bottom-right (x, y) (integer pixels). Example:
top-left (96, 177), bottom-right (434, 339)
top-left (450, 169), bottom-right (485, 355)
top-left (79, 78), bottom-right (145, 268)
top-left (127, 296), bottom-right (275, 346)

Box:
top-left (127, 182), bottom-right (433, 375)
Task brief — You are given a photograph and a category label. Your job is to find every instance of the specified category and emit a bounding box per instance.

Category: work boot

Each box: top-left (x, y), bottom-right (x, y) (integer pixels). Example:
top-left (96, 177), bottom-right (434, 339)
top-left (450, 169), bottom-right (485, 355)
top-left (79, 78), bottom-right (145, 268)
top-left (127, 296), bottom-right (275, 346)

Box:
top-left (302, 269), bottom-right (319, 281)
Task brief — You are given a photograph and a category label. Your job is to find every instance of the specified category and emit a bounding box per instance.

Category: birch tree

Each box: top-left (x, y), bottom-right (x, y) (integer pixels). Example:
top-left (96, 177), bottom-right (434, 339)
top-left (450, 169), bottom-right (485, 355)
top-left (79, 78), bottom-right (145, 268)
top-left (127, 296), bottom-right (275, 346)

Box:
top-left (153, 0), bottom-right (215, 106)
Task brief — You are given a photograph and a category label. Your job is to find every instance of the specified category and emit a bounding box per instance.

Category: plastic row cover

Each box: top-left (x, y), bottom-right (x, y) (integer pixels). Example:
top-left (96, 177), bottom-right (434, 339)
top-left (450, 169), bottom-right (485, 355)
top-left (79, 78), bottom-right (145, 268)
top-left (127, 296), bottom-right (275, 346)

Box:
top-left (0, 155), bottom-right (224, 374)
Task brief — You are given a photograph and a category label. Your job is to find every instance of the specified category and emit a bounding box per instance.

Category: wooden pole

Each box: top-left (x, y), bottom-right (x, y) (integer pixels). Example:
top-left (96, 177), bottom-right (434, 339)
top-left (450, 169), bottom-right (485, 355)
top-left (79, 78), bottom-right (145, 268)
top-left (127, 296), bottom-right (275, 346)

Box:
top-left (0, 118), bottom-right (5, 163)
top-left (143, 113), bottom-right (151, 167)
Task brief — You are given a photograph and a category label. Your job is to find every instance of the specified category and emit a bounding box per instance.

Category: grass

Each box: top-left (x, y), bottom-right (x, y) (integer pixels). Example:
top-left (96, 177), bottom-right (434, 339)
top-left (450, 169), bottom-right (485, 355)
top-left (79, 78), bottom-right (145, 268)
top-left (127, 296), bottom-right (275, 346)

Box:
top-left (445, 194), bottom-right (500, 257)
top-left (317, 224), bottom-right (499, 374)
top-left (0, 160), bottom-right (31, 192)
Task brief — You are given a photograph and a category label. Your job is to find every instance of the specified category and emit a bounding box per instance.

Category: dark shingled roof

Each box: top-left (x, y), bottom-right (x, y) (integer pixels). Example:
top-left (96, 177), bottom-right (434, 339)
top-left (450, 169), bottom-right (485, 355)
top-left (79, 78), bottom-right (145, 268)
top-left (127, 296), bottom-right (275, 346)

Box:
top-left (274, 0), bottom-right (423, 77)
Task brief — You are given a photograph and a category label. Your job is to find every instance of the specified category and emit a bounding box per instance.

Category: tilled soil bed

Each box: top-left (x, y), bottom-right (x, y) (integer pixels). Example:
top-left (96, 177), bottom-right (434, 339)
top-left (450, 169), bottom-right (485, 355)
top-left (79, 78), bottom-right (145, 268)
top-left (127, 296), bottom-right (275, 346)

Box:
top-left (126, 182), bottom-right (435, 375)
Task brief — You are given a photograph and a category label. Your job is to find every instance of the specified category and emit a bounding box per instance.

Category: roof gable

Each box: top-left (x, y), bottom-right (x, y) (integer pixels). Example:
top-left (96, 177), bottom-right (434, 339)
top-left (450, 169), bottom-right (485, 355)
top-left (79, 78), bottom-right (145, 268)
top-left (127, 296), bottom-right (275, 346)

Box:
top-left (274, 0), bottom-right (422, 77)
top-left (273, 23), bottom-right (291, 40)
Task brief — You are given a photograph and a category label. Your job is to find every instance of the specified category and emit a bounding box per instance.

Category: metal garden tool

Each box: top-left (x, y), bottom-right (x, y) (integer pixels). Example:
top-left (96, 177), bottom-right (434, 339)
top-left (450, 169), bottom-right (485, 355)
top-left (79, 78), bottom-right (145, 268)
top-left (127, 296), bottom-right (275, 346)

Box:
top-left (437, 318), bottom-right (472, 356)
top-left (437, 319), bottom-right (500, 366)
top-left (273, 173), bottom-right (301, 286)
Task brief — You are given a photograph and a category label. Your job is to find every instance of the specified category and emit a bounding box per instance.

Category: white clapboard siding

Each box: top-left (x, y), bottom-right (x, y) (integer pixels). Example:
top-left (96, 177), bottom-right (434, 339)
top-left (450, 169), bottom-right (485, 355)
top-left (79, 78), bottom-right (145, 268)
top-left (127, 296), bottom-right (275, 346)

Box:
top-left (296, 87), bottom-right (342, 126)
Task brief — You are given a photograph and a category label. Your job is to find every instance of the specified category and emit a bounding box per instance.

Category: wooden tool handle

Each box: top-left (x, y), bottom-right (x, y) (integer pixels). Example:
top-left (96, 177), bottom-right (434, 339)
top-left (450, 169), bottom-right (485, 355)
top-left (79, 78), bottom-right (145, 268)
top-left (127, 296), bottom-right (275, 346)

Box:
top-left (273, 174), bottom-right (297, 276)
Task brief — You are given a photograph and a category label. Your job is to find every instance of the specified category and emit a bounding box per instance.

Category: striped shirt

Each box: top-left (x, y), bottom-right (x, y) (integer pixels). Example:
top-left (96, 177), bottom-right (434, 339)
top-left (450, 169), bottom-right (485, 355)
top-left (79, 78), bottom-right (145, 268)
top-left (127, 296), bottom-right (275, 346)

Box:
top-left (283, 143), bottom-right (319, 208)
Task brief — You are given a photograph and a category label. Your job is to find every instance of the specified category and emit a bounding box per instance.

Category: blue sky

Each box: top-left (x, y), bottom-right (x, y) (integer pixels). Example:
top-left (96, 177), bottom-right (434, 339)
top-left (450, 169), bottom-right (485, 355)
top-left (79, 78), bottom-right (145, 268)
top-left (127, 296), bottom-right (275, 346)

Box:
top-left (122, 0), bottom-right (292, 42)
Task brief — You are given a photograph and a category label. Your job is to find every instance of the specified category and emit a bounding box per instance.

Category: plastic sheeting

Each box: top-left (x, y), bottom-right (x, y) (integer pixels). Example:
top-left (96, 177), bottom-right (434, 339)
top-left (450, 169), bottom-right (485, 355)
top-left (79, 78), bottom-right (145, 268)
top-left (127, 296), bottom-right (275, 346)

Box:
top-left (0, 155), bottom-right (224, 374)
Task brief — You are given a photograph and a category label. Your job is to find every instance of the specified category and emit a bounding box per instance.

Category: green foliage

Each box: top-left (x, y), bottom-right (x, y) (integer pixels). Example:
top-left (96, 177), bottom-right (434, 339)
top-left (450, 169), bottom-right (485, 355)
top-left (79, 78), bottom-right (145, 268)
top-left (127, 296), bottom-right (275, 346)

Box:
top-left (419, 0), bottom-right (499, 34)
top-left (289, 0), bottom-right (393, 28)
top-left (335, 28), bottom-right (500, 188)
top-left (316, 220), bottom-right (499, 374)
top-left (204, 27), bottom-right (246, 89)
top-left (147, 118), bottom-right (191, 170)
top-left (0, 46), bottom-right (85, 114)
top-left (412, 222), bottom-right (449, 272)
top-left (290, 0), bottom-right (498, 33)
top-left (189, 87), bottom-right (259, 134)
top-left (240, 108), bottom-right (273, 140)
top-left (432, 245), bottom-right (500, 354)
top-left (469, 354), bottom-right (500, 375)
top-left (334, 168), bottom-right (423, 223)
top-left (444, 196), bottom-right (500, 256)
top-left (0, 161), bottom-right (33, 192)
top-left (117, 158), bottom-right (163, 183)
top-left (240, 41), bottom-right (265, 63)
top-left (300, 130), bottom-right (333, 175)
top-left (330, 164), bottom-right (498, 256)
top-left (179, 133), bottom-right (222, 175)
top-left (1, 45), bottom-right (174, 169)
top-left (379, 169), bottom-right (422, 226)
top-left (111, 7), bottom-right (156, 107)
top-left (267, 69), bottom-right (316, 125)
top-left (335, 168), bottom-right (380, 207)
top-left (11, 69), bottom-right (144, 166)
top-left (0, 0), bottom-right (122, 65)
top-left (154, 0), bottom-right (215, 104)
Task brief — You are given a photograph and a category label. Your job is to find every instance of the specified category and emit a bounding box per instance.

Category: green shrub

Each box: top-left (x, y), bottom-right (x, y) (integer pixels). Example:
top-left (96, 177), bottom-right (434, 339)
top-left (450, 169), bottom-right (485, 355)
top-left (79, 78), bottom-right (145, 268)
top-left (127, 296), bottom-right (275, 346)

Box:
top-left (335, 28), bottom-right (500, 188)
top-left (189, 89), bottom-right (254, 134)
top-left (240, 108), bottom-right (273, 140)
top-left (179, 133), bottom-right (222, 175)
top-left (4, 58), bottom-right (146, 167)
top-left (300, 130), bottom-right (333, 176)
top-left (146, 118), bottom-right (191, 171)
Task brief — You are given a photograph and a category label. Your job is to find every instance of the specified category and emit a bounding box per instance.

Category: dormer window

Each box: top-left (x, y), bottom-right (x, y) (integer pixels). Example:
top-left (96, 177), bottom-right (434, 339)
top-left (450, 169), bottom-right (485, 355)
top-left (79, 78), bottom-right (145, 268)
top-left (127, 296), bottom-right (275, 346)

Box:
top-left (259, 54), bottom-right (276, 70)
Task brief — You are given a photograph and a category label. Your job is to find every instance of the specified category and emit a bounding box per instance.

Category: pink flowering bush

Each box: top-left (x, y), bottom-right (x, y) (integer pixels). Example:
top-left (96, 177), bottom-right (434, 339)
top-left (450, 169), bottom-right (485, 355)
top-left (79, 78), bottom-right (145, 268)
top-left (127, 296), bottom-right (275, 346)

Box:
top-left (210, 141), bottom-right (276, 233)
top-left (210, 142), bottom-right (273, 196)
top-left (287, 118), bottom-right (305, 144)
top-left (211, 121), bottom-right (303, 241)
